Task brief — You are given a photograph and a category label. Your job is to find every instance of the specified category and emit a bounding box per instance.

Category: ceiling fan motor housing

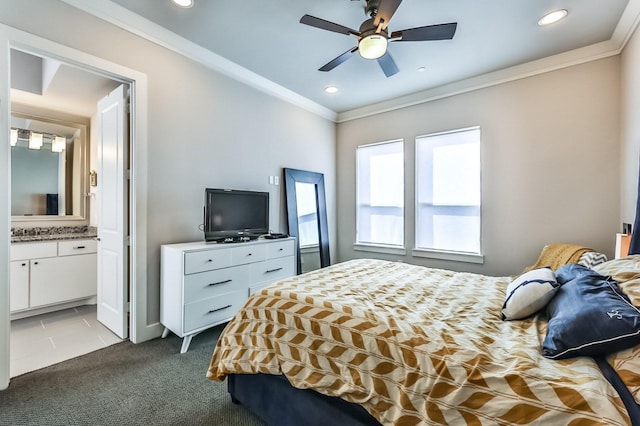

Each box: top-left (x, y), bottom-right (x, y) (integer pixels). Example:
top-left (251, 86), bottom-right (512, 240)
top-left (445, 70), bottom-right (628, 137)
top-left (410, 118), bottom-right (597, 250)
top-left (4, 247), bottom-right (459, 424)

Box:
top-left (359, 17), bottom-right (389, 39)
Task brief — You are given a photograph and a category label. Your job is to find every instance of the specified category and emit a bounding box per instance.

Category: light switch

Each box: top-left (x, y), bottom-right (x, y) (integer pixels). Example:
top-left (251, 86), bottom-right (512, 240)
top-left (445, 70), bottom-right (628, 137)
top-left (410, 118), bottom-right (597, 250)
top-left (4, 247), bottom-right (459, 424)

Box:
top-left (274, 176), bottom-right (279, 185)
top-left (269, 176), bottom-right (274, 185)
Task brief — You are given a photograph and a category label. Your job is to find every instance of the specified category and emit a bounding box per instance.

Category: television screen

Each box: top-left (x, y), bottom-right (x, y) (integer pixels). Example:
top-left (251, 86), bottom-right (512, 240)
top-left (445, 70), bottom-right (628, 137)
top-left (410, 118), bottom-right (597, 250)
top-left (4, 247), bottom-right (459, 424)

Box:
top-left (204, 188), bottom-right (269, 241)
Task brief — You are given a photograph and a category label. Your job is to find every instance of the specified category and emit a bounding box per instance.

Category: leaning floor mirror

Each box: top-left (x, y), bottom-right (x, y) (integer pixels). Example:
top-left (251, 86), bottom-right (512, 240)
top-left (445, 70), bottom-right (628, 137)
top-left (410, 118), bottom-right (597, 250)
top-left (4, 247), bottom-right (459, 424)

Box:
top-left (283, 168), bottom-right (330, 275)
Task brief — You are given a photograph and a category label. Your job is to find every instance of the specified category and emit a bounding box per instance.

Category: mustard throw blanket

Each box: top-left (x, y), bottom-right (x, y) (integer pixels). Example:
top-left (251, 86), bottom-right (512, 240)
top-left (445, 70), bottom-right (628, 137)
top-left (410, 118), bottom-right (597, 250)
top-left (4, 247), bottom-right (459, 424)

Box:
top-left (525, 243), bottom-right (592, 271)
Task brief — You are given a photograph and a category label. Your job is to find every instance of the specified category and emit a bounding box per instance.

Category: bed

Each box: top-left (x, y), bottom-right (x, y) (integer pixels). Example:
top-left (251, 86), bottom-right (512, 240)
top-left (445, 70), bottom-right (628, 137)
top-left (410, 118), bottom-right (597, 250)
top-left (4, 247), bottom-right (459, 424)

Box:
top-left (207, 257), bottom-right (640, 425)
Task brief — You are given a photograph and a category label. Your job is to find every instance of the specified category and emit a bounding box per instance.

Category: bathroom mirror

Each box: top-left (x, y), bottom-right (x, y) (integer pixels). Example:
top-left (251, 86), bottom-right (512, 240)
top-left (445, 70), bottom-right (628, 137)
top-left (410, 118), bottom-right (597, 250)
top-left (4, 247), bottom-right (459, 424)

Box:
top-left (10, 111), bottom-right (88, 221)
top-left (284, 168), bottom-right (330, 274)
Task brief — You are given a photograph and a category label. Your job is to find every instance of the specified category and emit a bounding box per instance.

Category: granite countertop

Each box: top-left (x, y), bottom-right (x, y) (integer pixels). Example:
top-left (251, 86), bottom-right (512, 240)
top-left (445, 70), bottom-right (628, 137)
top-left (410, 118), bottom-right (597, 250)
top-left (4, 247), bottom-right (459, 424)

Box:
top-left (11, 226), bottom-right (97, 244)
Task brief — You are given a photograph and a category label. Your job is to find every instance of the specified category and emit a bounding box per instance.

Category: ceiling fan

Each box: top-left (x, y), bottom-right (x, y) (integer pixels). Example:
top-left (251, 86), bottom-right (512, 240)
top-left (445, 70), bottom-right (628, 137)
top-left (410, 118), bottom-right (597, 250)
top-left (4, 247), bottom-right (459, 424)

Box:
top-left (300, 0), bottom-right (457, 77)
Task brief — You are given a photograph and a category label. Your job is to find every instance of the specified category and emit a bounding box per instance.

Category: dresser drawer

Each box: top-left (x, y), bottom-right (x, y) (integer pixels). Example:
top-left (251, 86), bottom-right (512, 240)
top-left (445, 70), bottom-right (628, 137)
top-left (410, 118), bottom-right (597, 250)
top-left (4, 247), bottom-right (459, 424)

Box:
top-left (184, 248), bottom-right (232, 274)
top-left (251, 256), bottom-right (295, 284)
top-left (11, 241), bottom-right (57, 261)
top-left (183, 290), bottom-right (246, 333)
top-left (231, 244), bottom-right (267, 266)
top-left (184, 265), bottom-right (250, 304)
top-left (267, 240), bottom-right (295, 259)
top-left (58, 239), bottom-right (97, 256)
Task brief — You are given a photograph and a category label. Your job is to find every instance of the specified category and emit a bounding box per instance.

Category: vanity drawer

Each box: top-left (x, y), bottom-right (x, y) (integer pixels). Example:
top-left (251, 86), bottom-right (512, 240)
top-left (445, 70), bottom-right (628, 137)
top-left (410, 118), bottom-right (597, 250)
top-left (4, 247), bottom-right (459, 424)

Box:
top-left (58, 239), bottom-right (97, 256)
top-left (183, 290), bottom-right (246, 333)
top-left (183, 265), bottom-right (250, 304)
top-left (231, 244), bottom-right (267, 266)
top-left (10, 241), bottom-right (57, 261)
top-left (267, 240), bottom-right (295, 259)
top-left (184, 248), bottom-right (232, 275)
top-left (251, 256), bottom-right (295, 284)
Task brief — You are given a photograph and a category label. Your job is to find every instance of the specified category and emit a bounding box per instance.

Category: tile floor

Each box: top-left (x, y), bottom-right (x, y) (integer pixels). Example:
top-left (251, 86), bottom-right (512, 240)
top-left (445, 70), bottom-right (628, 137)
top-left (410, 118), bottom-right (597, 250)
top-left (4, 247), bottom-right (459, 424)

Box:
top-left (10, 304), bottom-right (123, 378)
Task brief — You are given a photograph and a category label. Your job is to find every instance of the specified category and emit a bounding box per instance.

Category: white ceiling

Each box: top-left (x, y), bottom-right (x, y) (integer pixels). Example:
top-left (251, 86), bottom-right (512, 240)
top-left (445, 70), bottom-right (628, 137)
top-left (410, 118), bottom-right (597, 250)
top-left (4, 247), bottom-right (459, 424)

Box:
top-left (65, 0), bottom-right (635, 118)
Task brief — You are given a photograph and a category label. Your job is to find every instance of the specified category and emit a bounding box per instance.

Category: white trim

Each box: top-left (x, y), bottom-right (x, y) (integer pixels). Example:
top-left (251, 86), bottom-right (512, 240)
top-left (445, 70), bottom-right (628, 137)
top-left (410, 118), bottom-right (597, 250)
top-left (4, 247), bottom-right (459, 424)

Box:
top-left (59, 0), bottom-right (337, 122)
top-left (0, 22), bottom-right (154, 388)
top-left (59, 0), bottom-right (640, 124)
top-left (354, 243), bottom-right (406, 256)
top-left (58, 0), bottom-right (640, 124)
top-left (412, 248), bottom-right (484, 264)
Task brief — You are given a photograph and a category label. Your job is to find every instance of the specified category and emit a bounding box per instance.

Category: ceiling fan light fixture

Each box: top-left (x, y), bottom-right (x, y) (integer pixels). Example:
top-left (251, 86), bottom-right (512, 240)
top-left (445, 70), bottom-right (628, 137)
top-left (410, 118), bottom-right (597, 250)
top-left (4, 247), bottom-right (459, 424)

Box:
top-left (171, 0), bottom-right (193, 8)
top-left (538, 9), bottom-right (568, 26)
top-left (359, 34), bottom-right (388, 59)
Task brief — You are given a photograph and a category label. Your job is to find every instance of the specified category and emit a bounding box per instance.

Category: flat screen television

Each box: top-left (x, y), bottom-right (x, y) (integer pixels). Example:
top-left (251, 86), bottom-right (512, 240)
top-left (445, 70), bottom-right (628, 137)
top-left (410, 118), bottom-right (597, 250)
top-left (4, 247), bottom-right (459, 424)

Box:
top-left (204, 188), bottom-right (269, 242)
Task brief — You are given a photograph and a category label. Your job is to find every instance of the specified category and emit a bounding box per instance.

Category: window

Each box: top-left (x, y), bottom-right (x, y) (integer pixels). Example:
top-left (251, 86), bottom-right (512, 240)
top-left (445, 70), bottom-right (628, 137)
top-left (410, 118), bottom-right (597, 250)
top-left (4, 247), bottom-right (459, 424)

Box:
top-left (356, 140), bottom-right (404, 247)
top-left (415, 127), bottom-right (481, 255)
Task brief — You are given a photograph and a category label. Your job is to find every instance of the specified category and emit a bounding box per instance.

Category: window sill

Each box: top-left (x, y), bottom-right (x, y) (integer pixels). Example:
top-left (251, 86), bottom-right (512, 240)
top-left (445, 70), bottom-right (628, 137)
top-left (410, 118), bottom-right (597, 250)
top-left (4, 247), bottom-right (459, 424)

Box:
top-left (412, 248), bottom-right (484, 264)
top-left (354, 243), bottom-right (406, 256)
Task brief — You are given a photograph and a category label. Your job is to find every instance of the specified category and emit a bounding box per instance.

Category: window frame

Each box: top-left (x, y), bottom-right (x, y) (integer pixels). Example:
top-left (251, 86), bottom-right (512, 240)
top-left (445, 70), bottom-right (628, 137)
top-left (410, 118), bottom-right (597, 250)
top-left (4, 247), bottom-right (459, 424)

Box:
top-left (413, 126), bottom-right (483, 264)
top-left (354, 139), bottom-right (406, 254)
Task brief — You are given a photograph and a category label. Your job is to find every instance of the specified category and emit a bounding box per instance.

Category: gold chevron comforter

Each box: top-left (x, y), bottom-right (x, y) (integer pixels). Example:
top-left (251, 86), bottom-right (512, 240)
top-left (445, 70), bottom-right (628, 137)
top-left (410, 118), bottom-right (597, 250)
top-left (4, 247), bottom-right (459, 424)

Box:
top-left (207, 258), bottom-right (631, 425)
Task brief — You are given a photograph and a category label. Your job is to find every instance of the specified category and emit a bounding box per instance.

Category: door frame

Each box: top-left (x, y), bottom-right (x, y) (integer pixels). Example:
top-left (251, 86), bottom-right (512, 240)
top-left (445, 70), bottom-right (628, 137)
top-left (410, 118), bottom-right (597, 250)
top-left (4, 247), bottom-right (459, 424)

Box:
top-left (0, 24), bottom-right (157, 390)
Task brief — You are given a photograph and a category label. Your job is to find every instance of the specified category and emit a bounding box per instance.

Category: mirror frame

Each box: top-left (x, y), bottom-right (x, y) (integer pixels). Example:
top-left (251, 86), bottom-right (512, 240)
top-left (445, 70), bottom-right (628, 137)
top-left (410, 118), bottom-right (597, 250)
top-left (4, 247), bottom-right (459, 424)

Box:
top-left (10, 109), bottom-right (89, 223)
top-left (284, 168), bottom-right (330, 275)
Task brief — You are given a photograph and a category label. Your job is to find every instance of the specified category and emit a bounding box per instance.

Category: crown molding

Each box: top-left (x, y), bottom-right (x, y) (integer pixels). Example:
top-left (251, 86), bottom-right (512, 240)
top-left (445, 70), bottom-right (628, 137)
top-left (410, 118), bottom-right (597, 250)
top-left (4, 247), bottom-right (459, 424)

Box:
top-left (59, 0), bottom-right (337, 122)
top-left (61, 0), bottom-right (640, 124)
top-left (337, 0), bottom-right (640, 123)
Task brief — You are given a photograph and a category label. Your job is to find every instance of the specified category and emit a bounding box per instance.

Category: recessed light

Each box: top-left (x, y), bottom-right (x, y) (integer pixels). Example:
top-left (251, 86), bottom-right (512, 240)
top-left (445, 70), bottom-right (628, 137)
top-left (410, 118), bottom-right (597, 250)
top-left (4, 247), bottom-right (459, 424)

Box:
top-left (417, 67), bottom-right (426, 72)
top-left (538, 9), bottom-right (568, 26)
top-left (325, 86), bottom-right (339, 94)
top-left (171, 0), bottom-right (193, 8)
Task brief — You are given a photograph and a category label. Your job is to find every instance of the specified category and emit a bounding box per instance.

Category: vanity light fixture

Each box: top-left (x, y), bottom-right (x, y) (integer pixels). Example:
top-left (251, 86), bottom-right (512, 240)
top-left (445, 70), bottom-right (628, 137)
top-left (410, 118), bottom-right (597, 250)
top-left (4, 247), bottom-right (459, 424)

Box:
top-left (538, 9), bottom-right (568, 26)
top-left (28, 132), bottom-right (43, 150)
top-left (171, 0), bottom-right (193, 8)
top-left (52, 136), bottom-right (66, 153)
top-left (10, 129), bottom-right (17, 146)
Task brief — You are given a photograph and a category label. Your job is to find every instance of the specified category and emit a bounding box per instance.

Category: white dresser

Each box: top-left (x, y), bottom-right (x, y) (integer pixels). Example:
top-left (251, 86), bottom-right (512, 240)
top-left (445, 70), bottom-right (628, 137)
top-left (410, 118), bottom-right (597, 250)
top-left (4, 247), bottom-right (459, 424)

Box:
top-left (10, 239), bottom-right (97, 317)
top-left (160, 237), bottom-right (296, 353)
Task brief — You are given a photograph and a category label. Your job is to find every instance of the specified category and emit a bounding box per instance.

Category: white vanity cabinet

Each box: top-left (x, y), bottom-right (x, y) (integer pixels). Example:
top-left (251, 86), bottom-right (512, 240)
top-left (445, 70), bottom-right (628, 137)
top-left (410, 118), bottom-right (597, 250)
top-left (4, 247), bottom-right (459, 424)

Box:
top-left (10, 239), bottom-right (97, 315)
top-left (161, 237), bottom-right (296, 353)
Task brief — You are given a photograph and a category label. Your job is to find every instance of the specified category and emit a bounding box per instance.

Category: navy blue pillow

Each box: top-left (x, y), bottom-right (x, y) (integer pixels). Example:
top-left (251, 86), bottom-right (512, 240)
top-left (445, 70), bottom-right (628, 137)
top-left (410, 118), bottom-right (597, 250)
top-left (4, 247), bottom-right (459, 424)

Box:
top-left (542, 264), bottom-right (640, 359)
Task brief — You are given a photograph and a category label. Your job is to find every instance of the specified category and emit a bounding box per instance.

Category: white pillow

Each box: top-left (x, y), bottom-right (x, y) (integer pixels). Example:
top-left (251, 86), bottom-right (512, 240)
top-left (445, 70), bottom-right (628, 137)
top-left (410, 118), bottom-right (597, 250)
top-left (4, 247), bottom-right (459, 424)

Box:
top-left (501, 267), bottom-right (559, 320)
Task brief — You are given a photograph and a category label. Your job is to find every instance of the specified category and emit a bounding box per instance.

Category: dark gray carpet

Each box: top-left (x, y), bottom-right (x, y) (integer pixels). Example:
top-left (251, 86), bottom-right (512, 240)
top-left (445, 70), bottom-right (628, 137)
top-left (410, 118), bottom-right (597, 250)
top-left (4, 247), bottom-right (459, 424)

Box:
top-left (0, 325), bottom-right (266, 426)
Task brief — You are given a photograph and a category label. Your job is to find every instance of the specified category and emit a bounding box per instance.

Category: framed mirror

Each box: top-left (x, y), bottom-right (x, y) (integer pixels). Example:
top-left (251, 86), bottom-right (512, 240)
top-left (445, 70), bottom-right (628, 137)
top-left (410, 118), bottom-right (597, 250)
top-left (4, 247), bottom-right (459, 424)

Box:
top-left (284, 168), bottom-right (330, 274)
top-left (10, 111), bottom-right (88, 222)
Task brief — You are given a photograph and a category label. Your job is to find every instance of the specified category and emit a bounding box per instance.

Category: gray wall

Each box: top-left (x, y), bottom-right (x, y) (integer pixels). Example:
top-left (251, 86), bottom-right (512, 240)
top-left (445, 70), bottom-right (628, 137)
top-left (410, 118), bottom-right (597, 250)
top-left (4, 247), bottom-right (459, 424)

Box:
top-left (337, 57), bottom-right (621, 277)
top-left (0, 0), bottom-right (336, 326)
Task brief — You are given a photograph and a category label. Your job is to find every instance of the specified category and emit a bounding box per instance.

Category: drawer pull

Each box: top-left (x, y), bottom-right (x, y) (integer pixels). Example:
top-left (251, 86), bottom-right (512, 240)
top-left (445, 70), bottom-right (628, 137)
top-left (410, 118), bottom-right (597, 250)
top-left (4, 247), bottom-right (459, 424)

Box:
top-left (21, 263), bottom-right (26, 267)
top-left (266, 267), bottom-right (283, 273)
top-left (278, 248), bottom-right (283, 251)
top-left (246, 253), bottom-right (253, 257)
top-left (207, 259), bottom-right (213, 262)
top-left (208, 279), bottom-right (232, 287)
top-left (208, 304), bottom-right (232, 314)
top-left (74, 246), bottom-right (86, 249)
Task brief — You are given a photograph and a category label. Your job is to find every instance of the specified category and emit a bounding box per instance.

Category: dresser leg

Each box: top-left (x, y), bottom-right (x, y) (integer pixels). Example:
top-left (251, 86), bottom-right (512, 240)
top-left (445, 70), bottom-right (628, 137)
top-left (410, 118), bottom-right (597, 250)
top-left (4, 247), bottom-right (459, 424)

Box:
top-left (161, 327), bottom-right (170, 339)
top-left (180, 335), bottom-right (193, 354)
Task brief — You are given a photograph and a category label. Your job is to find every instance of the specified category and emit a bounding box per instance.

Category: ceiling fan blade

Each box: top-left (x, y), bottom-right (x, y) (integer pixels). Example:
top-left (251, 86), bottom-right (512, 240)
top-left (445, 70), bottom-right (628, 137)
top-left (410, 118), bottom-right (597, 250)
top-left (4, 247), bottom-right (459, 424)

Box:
top-left (391, 22), bottom-right (457, 42)
top-left (374, 0), bottom-right (402, 29)
top-left (319, 46), bottom-right (359, 72)
top-left (300, 14), bottom-right (360, 36)
top-left (377, 52), bottom-right (399, 77)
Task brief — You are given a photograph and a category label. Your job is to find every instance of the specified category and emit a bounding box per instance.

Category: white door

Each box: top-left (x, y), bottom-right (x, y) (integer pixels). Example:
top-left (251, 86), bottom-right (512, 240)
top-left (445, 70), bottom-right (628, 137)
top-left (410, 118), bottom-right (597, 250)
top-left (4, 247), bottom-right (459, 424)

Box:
top-left (97, 84), bottom-right (129, 339)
